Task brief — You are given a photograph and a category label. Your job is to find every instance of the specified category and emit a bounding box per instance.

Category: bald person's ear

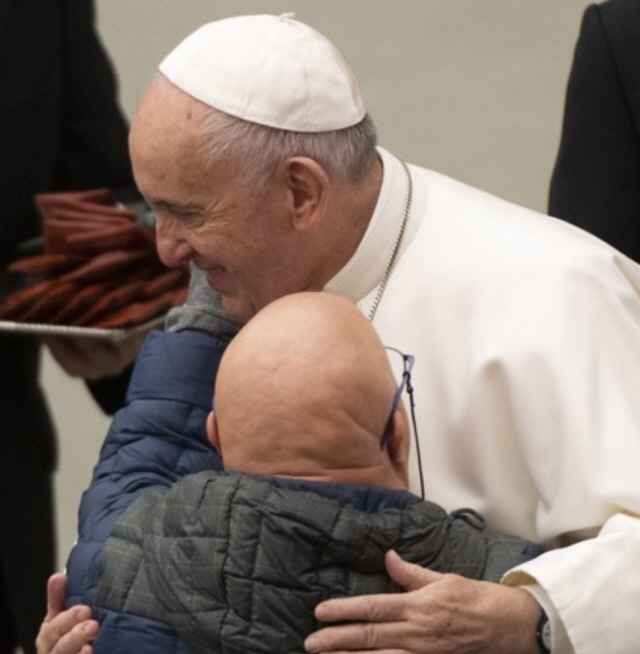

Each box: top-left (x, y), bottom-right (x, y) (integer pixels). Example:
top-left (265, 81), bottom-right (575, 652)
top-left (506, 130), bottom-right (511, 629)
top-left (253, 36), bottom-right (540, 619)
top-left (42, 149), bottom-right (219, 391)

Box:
top-left (283, 157), bottom-right (328, 230)
top-left (206, 410), bottom-right (222, 455)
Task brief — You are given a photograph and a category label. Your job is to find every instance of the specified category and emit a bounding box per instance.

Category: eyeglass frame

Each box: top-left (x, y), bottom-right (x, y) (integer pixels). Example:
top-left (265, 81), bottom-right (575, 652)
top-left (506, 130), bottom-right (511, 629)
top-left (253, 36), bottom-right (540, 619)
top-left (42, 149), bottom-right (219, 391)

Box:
top-left (380, 347), bottom-right (414, 449)
top-left (380, 346), bottom-right (425, 499)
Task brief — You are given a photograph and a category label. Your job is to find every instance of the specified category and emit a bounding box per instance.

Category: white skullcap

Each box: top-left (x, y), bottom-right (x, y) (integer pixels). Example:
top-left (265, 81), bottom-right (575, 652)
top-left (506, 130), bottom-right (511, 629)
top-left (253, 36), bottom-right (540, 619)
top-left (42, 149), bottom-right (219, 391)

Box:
top-left (159, 13), bottom-right (366, 133)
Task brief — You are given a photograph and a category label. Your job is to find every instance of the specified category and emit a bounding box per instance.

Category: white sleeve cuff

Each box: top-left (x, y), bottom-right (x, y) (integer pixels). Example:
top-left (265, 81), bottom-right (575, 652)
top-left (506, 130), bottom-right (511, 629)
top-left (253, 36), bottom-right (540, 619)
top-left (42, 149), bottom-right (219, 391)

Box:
top-left (517, 581), bottom-right (574, 654)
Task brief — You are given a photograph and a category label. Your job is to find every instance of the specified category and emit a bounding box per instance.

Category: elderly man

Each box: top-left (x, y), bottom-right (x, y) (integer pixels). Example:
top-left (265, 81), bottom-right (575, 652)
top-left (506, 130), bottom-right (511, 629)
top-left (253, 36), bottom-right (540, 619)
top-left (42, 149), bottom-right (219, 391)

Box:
top-left (58, 292), bottom-right (540, 654)
top-left (40, 13), bottom-right (640, 654)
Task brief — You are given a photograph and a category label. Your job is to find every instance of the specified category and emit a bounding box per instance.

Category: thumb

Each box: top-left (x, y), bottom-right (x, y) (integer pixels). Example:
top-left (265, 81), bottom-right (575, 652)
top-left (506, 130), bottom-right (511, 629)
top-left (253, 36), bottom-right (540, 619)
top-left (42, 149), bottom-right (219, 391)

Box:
top-left (385, 550), bottom-right (443, 591)
top-left (45, 573), bottom-right (68, 620)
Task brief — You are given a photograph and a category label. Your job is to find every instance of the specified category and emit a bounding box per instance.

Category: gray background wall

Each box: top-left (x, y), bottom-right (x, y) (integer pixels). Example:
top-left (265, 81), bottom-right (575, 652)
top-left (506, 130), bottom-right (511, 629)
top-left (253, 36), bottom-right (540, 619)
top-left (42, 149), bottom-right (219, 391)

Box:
top-left (46, 0), bottom-right (595, 570)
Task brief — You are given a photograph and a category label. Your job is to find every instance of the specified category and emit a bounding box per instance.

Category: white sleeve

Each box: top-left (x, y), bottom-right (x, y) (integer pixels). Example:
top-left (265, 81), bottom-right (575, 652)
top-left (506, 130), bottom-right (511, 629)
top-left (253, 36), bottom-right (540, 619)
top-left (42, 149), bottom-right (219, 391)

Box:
top-left (499, 251), bottom-right (640, 654)
top-left (504, 515), bottom-right (640, 654)
top-left (519, 583), bottom-right (573, 654)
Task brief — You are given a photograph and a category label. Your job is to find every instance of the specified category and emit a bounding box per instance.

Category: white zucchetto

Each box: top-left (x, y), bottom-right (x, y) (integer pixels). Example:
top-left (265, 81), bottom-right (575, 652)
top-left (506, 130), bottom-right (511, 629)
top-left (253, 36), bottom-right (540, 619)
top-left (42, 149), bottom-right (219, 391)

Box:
top-left (159, 13), bottom-right (366, 133)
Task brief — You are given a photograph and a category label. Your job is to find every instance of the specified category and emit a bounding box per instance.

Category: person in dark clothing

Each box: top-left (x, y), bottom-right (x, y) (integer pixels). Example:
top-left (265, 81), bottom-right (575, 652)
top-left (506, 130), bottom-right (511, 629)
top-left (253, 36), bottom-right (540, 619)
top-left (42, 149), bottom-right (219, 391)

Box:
top-left (549, 0), bottom-right (640, 261)
top-left (0, 2), bottom-right (134, 651)
top-left (62, 292), bottom-right (540, 654)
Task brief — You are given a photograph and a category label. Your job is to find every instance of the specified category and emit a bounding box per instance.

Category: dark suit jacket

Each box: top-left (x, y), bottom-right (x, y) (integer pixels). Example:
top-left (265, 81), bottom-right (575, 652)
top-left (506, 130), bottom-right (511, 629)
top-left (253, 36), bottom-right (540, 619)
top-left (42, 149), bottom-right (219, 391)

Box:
top-left (549, 0), bottom-right (640, 262)
top-left (0, 1), bottom-right (133, 650)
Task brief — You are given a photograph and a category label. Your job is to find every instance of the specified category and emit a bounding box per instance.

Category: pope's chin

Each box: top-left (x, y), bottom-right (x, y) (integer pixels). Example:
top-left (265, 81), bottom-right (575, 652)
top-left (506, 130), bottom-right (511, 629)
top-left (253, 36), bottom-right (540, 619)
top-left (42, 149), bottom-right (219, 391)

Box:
top-left (217, 291), bottom-right (257, 324)
top-left (205, 273), bottom-right (260, 323)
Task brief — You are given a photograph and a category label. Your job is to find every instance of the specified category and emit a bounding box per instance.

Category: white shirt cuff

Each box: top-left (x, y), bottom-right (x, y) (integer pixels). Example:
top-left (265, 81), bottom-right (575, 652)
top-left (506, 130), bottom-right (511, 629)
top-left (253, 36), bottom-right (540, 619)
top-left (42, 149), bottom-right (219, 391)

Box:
top-left (520, 582), bottom-right (574, 654)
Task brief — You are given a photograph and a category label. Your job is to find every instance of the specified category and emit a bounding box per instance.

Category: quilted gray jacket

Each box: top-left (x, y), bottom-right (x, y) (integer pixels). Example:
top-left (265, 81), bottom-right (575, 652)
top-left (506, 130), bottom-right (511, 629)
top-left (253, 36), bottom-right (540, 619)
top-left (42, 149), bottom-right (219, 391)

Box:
top-left (95, 471), bottom-right (541, 654)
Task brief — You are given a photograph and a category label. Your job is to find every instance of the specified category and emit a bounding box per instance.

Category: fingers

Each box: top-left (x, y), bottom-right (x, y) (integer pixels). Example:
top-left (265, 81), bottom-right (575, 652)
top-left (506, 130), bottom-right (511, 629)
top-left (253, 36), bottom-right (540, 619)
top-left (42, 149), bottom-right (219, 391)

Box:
top-left (312, 555), bottom-right (441, 626)
top-left (305, 619), bottom-right (414, 654)
top-left (306, 557), bottom-right (445, 653)
top-left (37, 574), bottom-right (97, 654)
top-left (307, 587), bottom-right (435, 653)
top-left (315, 592), bottom-right (407, 626)
top-left (54, 618), bottom-right (98, 654)
top-left (37, 606), bottom-right (97, 654)
top-left (384, 550), bottom-right (442, 591)
top-left (43, 330), bottom-right (145, 379)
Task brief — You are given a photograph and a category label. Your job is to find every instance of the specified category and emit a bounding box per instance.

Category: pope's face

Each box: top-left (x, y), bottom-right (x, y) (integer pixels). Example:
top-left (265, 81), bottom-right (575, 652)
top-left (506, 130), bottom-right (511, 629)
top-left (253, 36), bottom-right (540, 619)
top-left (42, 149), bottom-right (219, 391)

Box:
top-left (129, 81), bottom-right (316, 323)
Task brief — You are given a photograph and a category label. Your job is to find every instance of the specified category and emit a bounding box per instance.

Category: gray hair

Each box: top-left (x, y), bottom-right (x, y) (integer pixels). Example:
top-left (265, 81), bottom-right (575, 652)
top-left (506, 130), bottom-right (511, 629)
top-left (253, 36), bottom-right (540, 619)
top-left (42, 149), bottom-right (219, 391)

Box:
top-left (197, 106), bottom-right (378, 187)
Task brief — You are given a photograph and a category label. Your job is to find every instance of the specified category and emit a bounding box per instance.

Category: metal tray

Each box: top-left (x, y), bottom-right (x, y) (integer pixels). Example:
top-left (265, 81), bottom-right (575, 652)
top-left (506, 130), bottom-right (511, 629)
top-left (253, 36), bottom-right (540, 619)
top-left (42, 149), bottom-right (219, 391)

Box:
top-left (0, 315), bottom-right (164, 342)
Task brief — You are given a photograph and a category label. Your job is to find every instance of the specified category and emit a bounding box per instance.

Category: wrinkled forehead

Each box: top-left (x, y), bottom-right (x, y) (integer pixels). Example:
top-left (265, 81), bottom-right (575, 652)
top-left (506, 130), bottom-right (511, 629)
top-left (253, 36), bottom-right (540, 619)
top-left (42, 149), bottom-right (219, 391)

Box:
top-left (129, 83), bottom-right (212, 195)
top-left (130, 78), bottom-right (207, 157)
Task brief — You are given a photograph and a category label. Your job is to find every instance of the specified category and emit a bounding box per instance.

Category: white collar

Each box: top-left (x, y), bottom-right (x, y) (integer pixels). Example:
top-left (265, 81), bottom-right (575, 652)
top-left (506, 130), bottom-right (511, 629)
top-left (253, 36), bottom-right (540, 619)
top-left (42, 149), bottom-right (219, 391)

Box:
top-left (324, 147), bottom-right (416, 303)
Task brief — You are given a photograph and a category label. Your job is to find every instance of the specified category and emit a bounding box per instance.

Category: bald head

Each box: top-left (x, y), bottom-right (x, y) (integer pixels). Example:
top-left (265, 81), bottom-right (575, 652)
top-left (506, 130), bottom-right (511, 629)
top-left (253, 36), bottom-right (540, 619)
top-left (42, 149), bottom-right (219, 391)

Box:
top-left (208, 292), bottom-right (409, 489)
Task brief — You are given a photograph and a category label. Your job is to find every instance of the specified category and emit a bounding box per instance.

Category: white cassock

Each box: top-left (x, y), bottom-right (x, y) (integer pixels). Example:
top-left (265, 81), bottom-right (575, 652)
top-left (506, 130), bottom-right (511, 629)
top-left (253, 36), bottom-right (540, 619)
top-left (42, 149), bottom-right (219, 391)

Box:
top-left (325, 147), bottom-right (640, 654)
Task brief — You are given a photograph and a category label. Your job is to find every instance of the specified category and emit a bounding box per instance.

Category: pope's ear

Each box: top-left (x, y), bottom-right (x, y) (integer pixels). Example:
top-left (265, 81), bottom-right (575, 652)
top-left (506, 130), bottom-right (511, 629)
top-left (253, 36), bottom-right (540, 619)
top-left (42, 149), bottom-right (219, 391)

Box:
top-left (206, 410), bottom-right (221, 454)
top-left (283, 157), bottom-right (328, 229)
